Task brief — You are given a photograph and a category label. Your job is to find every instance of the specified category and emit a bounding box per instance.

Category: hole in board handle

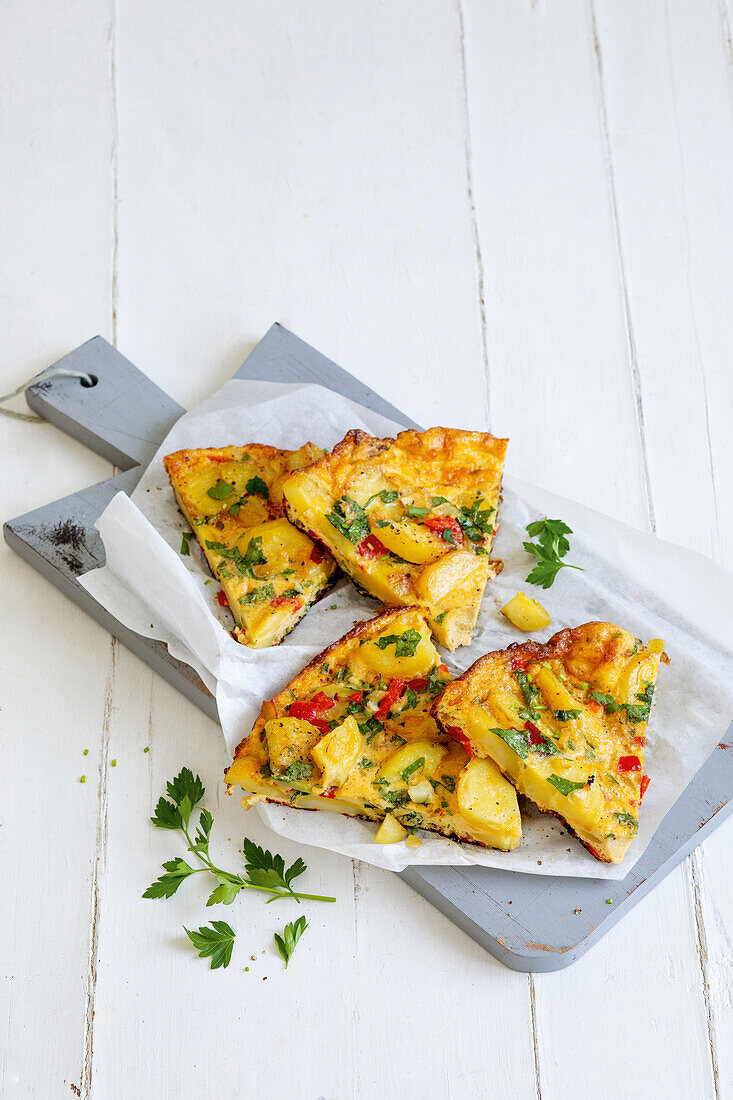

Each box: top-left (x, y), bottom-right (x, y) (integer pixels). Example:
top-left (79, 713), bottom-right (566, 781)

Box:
top-left (80, 374), bottom-right (98, 388)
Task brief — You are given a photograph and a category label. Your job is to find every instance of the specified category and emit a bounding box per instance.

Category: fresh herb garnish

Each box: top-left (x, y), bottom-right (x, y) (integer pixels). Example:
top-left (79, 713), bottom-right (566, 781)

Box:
top-left (364, 489), bottom-right (399, 507)
top-left (613, 811), bottom-right (638, 831)
top-left (184, 921), bottom-right (236, 969)
top-left (205, 534), bottom-right (268, 579)
top-left (491, 726), bottom-right (558, 759)
top-left (246, 475), bottom-right (269, 499)
top-left (180, 531), bottom-right (193, 556)
top-left (207, 480), bottom-right (234, 501)
top-left (359, 757), bottom-right (376, 769)
top-left (621, 682), bottom-right (654, 723)
top-left (554, 709), bottom-right (580, 722)
top-left (359, 717), bottom-right (384, 743)
top-left (274, 915), bottom-right (308, 968)
top-left (523, 518), bottom-right (582, 589)
top-left (406, 504), bottom-right (430, 518)
top-left (547, 774), bottom-right (588, 796)
top-left (590, 689), bottom-right (618, 713)
top-left (434, 610), bottom-right (449, 625)
top-left (375, 628), bottom-right (421, 657)
top-left (144, 768), bottom-right (334, 906)
top-left (515, 670), bottom-right (541, 717)
top-left (280, 760), bottom-right (313, 782)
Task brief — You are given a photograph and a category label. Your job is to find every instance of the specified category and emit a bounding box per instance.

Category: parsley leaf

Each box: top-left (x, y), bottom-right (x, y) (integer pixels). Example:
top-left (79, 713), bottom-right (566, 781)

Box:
top-left (279, 760), bottom-right (313, 782)
top-left (238, 583), bottom-right (275, 605)
top-left (364, 489), bottom-right (399, 507)
top-left (458, 495), bottom-right (495, 542)
top-left (246, 475), bottom-right (269, 499)
top-left (325, 496), bottom-right (370, 543)
top-left (613, 811), bottom-right (638, 831)
top-left (400, 757), bottom-right (425, 783)
top-left (554, 709), bottom-right (580, 722)
top-left (205, 534), bottom-right (268, 579)
top-left (375, 628), bottom-right (421, 657)
top-left (590, 689), bottom-right (618, 713)
top-left (207, 480), bottom-right (234, 501)
top-left (406, 504), bottom-right (430, 518)
top-left (515, 670), bottom-right (541, 717)
top-left (547, 774), bottom-right (588, 796)
top-left (274, 915), bottom-right (308, 968)
top-left (523, 518), bottom-right (582, 588)
top-left (184, 921), bottom-right (236, 969)
top-left (180, 531), bottom-right (193, 556)
top-left (491, 727), bottom-right (530, 759)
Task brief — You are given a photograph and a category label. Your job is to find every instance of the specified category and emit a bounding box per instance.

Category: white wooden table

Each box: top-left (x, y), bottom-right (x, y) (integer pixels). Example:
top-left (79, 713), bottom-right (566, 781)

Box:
top-left (2, 2), bottom-right (732, 1097)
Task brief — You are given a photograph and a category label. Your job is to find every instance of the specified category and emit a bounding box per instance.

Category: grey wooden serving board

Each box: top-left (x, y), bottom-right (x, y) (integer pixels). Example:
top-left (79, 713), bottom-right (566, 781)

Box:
top-left (5, 323), bottom-right (733, 972)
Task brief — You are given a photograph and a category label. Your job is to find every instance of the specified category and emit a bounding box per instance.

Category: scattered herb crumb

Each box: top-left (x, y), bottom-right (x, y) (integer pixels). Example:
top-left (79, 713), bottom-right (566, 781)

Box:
top-left (111, 759), bottom-right (117, 767)
top-left (143, 747), bottom-right (150, 753)
top-left (83, 748), bottom-right (89, 756)
top-left (80, 775), bottom-right (87, 783)
top-left (606, 898), bottom-right (613, 905)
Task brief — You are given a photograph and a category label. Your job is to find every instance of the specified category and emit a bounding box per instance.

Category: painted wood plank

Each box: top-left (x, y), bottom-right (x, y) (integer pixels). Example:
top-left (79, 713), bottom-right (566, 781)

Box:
top-left (0, 2), bottom-right (116, 1097)
top-left (87, 2), bottom-right (536, 1096)
top-left (461, 0), bottom-right (716, 1094)
top-left (592, 0), bottom-right (733, 1092)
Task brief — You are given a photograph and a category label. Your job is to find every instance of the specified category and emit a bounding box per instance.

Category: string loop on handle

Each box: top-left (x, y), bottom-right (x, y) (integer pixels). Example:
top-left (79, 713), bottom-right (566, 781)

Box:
top-left (0, 367), bottom-right (95, 422)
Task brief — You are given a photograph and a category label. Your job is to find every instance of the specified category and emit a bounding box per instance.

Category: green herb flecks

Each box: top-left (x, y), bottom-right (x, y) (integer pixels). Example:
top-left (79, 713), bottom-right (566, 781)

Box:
top-left (207, 480), bottom-right (234, 501)
top-left (613, 811), bottom-right (638, 832)
top-left (246, 475), bottom-right (269, 499)
top-left (180, 531), bottom-right (193, 556)
top-left (458, 495), bottom-right (495, 542)
top-left (238, 583), bottom-right (276, 605)
top-left (547, 774), bottom-right (588, 796)
top-left (375, 628), bottom-right (421, 658)
top-left (325, 496), bottom-right (370, 544)
top-left (554, 709), bottom-right (580, 722)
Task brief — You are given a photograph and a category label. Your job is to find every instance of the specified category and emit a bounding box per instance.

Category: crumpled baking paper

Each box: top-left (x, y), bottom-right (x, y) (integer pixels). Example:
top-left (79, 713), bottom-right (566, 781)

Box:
top-left (79, 379), bottom-right (733, 880)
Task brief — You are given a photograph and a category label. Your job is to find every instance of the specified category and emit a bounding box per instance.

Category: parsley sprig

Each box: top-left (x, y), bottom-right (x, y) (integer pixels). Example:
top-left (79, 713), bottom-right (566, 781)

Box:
top-left (523, 518), bottom-right (583, 589)
top-left (144, 768), bottom-right (335, 906)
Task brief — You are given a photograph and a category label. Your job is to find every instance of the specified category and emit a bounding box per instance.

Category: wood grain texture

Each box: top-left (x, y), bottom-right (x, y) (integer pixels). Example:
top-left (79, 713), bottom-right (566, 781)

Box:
top-left (1, 0), bottom-right (731, 1096)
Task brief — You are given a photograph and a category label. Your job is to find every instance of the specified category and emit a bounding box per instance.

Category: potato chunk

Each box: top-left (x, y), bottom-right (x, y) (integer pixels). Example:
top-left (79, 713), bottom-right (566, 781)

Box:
top-left (501, 591), bottom-right (551, 632)
top-left (456, 759), bottom-right (522, 844)
top-left (265, 716), bottom-right (320, 773)
top-left (311, 716), bottom-right (363, 792)
top-left (373, 514), bottom-right (445, 564)
top-left (377, 740), bottom-right (447, 784)
top-left (375, 813), bottom-right (407, 844)
top-left (417, 550), bottom-right (486, 610)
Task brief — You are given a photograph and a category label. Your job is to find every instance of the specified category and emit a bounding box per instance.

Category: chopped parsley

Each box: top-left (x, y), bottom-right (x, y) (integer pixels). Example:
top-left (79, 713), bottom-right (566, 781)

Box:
top-left (281, 760), bottom-right (313, 782)
top-left (400, 757), bottom-right (425, 783)
top-left (364, 489), bottom-right (399, 507)
top-left (375, 628), bottom-right (421, 657)
top-left (180, 531), bottom-right (193, 556)
top-left (590, 690), bottom-right (618, 714)
top-left (554, 709), bottom-right (580, 722)
top-left (515, 670), bottom-right (541, 717)
top-left (491, 726), bottom-right (558, 759)
top-left (207, 480), bottom-right (234, 500)
top-left (613, 811), bottom-right (638, 832)
top-left (547, 774), bottom-right (588, 796)
top-left (406, 504), bottom-right (430, 518)
top-left (458, 495), bottom-right (495, 542)
top-left (325, 496), bottom-right (370, 543)
top-left (205, 534), bottom-right (268, 578)
top-left (239, 583), bottom-right (275, 605)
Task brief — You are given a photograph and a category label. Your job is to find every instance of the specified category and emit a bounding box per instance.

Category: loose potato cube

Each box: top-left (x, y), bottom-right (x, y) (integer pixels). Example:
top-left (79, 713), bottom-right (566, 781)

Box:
top-left (501, 591), bottom-right (551, 632)
top-left (405, 835), bottom-right (422, 849)
top-left (375, 813), bottom-right (407, 844)
top-left (311, 716), bottom-right (363, 792)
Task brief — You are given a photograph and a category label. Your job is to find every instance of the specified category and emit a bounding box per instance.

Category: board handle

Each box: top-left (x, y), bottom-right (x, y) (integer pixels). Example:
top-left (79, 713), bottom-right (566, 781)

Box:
top-left (25, 336), bottom-right (184, 469)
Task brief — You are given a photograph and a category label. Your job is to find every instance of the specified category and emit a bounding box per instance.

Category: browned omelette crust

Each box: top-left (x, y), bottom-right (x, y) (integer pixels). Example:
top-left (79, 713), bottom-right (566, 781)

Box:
top-left (163, 442), bottom-right (337, 649)
top-left (433, 622), bottom-right (666, 863)
top-left (224, 605), bottom-right (522, 850)
top-left (282, 427), bottom-right (508, 650)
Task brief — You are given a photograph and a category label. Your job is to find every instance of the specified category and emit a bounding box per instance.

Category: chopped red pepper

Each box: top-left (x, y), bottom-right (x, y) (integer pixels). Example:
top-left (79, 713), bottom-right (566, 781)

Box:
top-left (585, 844), bottom-right (604, 861)
top-left (447, 725), bottom-right (474, 757)
top-left (348, 691), bottom-right (364, 703)
top-left (634, 734), bottom-right (646, 747)
top-left (375, 678), bottom-right (406, 719)
top-left (322, 788), bottom-right (336, 798)
top-left (356, 533), bottom-right (386, 558)
top-left (406, 677), bottom-right (428, 692)
top-left (424, 514), bottom-right (463, 546)
top-left (216, 589), bottom-right (229, 607)
top-left (618, 755), bottom-right (641, 773)
top-left (640, 774), bottom-right (651, 800)
top-left (289, 692), bottom-right (335, 725)
top-left (271, 595), bottom-right (302, 609)
top-left (587, 699), bottom-right (603, 716)
top-left (309, 543), bottom-right (326, 564)
top-left (509, 653), bottom-right (528, 671)
top-left (524, 720), bottom-right (544, 745)
top-left (208, 455), bottom-right (231, 463)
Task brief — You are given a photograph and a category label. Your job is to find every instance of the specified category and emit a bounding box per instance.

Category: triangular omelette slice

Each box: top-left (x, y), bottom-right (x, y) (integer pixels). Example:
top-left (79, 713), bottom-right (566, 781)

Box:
top-left (433, 622), bottom-right (665, 863)
top-left (282, 427), bottom-right (508, 650)
top-left (164, 442), bottom-right (337, 648)
top-left (225, 607), bottom-right (522, 851)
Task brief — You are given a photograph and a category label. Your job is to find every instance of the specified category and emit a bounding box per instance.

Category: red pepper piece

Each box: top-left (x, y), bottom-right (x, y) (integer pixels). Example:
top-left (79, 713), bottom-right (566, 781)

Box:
top-left (585, 844), bottom-right (604, 861)
top-left (375, 678), bottom-right (406, 719)
top-left (356, 533), bottom-right (387, 558)
top-left (348, 691), bottom-right (364, 703)
top-left (309, 543), bottom-right (326, 563)
top-left (310, 718), bottom-right (332, 736)
top-left (424, 514), bottom-right (463, 545)
top-left (509, 652), bottom-right (528, 671)
top-left (618, 755), bottom-right (641, 773)
top-left (406, 677), bottom-right (428, 692)
top-left (208, 455), bottom-right (231, 463)
top-left (524, 720), bottom-right (544, 745)
top-left (271, 595), bottom-right (303, 609)
top-left (322, 788), bottom-right (336, 798)
top-left (447, 725), bottom-right (474, 757)
top-left (216, 589), bottom-right (229, 607)
top-left (640, 774), bottom-right (651, 800)
top-left (289, 693), bottom-right (335, 724)
top-left (587, 699), bottom-right (604, 716)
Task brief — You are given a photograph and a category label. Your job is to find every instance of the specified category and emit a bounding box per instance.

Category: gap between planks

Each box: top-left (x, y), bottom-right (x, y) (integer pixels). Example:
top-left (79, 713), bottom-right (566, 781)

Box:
top-left (589, 1), bottom-right (724, 1094)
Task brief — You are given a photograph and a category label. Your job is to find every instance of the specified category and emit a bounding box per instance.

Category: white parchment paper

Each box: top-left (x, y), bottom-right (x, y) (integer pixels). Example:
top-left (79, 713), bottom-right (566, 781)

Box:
top-left (80, 379), bottom-right (733, 880)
